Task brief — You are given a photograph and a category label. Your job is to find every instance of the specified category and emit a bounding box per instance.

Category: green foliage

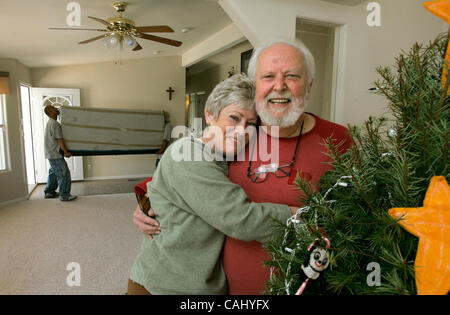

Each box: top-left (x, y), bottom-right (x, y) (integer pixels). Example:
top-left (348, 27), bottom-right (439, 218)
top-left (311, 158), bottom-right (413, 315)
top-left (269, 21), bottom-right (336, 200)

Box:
top-left (264, 33), bottom-right (450, 295)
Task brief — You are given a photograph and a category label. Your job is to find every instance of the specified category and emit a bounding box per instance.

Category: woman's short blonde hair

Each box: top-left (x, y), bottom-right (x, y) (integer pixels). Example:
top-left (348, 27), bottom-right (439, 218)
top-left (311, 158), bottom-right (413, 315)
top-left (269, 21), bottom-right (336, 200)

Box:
top-left (204, 73), bottom-right (255, 120)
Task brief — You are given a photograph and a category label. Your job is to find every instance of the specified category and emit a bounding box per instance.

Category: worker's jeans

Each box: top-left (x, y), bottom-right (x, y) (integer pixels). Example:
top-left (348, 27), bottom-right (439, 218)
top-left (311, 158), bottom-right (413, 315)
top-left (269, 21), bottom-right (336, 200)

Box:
top-left (44, 158), bottom-right (71, 199)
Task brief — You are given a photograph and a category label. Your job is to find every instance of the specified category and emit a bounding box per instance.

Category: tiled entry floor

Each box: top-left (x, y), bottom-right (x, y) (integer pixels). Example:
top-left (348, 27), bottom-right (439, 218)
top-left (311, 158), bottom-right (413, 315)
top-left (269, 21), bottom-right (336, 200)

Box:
top-left (29, 178), bottom-right (148, 200)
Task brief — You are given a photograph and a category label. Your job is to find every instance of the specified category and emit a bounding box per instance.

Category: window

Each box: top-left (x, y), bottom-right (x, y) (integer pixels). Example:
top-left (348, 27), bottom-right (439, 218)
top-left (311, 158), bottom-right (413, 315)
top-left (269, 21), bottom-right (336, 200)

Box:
top-left (0, 94), bottom-right (9, 171)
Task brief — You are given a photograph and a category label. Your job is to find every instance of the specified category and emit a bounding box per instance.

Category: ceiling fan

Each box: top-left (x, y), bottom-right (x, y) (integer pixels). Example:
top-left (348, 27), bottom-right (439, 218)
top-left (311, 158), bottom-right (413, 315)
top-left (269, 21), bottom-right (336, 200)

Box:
top-left (49, 1), bottom-right (182, 51)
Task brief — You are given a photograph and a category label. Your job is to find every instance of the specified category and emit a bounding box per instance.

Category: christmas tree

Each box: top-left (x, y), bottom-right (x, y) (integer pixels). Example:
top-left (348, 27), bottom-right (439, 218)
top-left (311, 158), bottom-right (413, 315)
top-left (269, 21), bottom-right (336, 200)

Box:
top-left (264, 31), bottom-right (449, 295)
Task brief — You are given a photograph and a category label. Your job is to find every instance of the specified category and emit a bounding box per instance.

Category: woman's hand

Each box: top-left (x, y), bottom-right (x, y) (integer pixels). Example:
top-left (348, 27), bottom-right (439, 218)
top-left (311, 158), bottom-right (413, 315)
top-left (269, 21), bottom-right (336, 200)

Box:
top-left (133, 205), bottom-right (161, 240)
top-left (289, 206), bottom-right (304, 222)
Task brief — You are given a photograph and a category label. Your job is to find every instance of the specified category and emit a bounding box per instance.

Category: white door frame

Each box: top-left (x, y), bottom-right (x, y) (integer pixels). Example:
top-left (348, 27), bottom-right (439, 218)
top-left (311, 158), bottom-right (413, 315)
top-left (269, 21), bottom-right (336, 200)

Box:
top-left (31, 88), bottom-right (84, 183)
top-left (330, 24), bottom-right (347, 124)
top-left (18, 83), bottom-right (37, 194)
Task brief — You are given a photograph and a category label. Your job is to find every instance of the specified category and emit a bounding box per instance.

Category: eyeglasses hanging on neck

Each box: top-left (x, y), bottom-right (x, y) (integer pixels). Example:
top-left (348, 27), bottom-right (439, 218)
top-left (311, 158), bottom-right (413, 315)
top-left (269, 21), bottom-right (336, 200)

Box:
top-left (247, 121), bottom-right (304, 183)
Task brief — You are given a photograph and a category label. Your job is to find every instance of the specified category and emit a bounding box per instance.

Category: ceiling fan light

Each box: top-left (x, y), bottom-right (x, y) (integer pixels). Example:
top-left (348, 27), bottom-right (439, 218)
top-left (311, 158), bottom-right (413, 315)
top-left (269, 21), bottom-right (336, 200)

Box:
top-left (123, 35), bottom-right (137, 50)
top-left (102, 37), bottom-right (111, 48)
top-left (103, 34), bottom-right (121, 48)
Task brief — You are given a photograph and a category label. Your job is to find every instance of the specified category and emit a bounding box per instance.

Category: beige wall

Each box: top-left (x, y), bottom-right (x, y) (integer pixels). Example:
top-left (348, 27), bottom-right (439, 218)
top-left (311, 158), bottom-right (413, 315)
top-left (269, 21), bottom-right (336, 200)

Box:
top-left (187, 41), bottom-right (253, 94)
top-left (32, 56), bottom-right (186, 180)
top-left (182, 23), bottom-right (245, 67)
top-left (186, 40), bottom-right (253, 129)
top-left (219, 0), bottom-right (446, 126)
top-left (0, 58), bottom-right (32, 204)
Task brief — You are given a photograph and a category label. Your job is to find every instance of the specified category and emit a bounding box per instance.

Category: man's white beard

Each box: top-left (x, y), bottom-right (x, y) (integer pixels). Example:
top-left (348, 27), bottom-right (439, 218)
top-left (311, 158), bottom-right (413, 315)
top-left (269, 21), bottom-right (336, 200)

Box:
top-left (256, 92), bottom-right (308, 128)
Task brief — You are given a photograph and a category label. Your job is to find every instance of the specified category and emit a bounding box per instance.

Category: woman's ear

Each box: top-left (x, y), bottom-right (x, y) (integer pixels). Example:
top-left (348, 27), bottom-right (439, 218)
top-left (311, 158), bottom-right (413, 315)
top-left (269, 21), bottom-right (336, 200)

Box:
top-left (204, 109), bottom-right (215, 126)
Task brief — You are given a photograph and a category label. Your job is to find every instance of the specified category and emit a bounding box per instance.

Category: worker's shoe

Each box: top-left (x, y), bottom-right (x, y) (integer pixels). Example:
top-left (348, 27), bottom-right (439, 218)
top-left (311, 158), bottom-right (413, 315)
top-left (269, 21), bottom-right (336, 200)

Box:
top-left (45, 192), bottom-right (59, 199)
top-left (60, 195), bottom-right (77, 202)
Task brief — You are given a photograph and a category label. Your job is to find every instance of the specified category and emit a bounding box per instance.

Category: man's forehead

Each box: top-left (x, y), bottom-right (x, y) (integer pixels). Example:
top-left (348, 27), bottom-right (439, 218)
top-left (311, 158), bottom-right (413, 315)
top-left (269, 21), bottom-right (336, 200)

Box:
top-left (257, 44), bottom-right (305, 70)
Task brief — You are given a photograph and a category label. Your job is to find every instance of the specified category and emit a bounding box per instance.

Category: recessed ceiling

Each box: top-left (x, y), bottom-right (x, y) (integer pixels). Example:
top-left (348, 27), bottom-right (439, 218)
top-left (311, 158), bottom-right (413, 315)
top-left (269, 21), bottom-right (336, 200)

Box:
top-left (0, 0), bottom-right (231, 68)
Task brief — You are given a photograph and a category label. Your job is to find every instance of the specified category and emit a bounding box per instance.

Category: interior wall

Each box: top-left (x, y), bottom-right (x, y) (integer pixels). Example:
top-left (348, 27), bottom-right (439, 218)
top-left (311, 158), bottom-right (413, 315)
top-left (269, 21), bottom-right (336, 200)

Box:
top-left (31, 56), bottom-right (185, 180)
top-left (186, 40), bottom-right (253, 129)
top-left (187, 41), bottom-right (253, 94)
top-left (0, 58), bottom-right (32, 204)
top-left (182, 23), bottom-right (245, 67)
top-left (187, 67), bottom-right (221, 97)
top-left (219, 0), bottom-right (446, 126)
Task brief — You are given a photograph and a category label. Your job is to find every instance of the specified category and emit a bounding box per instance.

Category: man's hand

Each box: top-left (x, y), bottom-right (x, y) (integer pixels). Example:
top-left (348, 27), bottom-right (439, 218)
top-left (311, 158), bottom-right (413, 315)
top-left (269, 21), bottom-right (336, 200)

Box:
top-left (57, 138), bottom-right (72, 158)
top-left (133, 205), bottom-right (161, 240)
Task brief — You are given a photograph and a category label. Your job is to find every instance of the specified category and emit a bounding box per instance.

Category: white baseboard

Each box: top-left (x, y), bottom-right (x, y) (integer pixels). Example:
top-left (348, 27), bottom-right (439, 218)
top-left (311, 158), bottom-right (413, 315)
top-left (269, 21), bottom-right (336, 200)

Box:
top-left (0, 196), bottom-right (28, 208)
top-left (84, 174), bottom-right (153, 181)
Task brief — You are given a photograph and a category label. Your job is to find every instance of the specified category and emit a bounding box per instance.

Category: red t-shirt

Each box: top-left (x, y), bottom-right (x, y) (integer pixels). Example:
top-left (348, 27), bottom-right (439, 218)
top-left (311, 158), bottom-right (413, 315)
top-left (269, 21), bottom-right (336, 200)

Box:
top-left (223, 114), bottom-right (352, 294)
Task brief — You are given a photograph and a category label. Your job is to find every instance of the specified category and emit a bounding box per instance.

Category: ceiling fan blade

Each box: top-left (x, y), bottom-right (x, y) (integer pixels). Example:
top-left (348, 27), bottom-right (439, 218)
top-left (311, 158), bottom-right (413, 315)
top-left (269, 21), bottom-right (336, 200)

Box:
top-left (136, 33), bottom-right (182, 47)
top-left (49, 27), bottom-right (107, 32)
top-left (88, 16), bottom-right (112, 28)
top-left (78, 34), bottom-right (106, 44)
top-left (133, 42), bottom-right (143, 51)
top-left (135, 25), bottom-right (174, 33)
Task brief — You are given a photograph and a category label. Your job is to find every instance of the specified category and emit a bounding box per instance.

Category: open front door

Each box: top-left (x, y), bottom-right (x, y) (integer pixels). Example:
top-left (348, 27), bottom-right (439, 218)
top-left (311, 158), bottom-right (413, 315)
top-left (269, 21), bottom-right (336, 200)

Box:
top-left (31, 88), bottom-right (84, 183)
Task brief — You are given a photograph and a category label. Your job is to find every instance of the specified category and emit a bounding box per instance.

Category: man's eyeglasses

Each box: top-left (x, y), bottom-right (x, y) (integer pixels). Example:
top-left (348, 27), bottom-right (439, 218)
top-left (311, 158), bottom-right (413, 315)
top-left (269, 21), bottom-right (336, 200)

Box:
top-left (247, 121), bottom-right (304, 183)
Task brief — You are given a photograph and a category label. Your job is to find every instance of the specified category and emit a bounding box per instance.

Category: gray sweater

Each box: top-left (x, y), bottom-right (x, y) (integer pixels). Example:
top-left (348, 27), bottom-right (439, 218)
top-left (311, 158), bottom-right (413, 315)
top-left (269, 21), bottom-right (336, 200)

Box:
top-left (130, 137), bottom-right (292, 294)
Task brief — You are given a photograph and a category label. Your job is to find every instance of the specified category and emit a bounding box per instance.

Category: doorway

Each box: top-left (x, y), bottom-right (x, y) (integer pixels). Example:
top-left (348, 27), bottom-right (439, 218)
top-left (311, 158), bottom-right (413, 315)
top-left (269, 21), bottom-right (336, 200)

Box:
top-left (20, 87), bottom-right (85, 193)
top-left (187, 91), bottom-right (207, 136)
top-left (296, 18), bottom-right (341, 122)
top-left (30, 88), bottom-right (84, 184)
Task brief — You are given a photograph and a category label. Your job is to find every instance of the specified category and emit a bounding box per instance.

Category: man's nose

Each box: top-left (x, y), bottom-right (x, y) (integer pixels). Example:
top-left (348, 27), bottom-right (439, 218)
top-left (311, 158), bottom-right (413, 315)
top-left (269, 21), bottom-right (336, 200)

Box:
top-left (273, 76), bottom-right (287, 91)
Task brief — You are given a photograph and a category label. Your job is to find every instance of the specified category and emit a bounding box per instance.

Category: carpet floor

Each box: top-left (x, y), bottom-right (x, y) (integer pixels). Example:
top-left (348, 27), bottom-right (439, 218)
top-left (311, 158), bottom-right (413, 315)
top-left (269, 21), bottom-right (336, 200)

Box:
top-left (0, 193), bottom-right (143, 295)
top-left (29, 178), bottom-right (148, 200)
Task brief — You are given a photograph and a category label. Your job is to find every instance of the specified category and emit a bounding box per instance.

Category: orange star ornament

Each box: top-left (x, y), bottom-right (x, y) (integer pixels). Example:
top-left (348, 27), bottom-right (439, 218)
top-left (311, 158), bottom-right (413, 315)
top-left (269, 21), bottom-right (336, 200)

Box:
top-left (388, 176), bottom-right (450, 295)
top-left (423, 0), bottom-right (450, 94)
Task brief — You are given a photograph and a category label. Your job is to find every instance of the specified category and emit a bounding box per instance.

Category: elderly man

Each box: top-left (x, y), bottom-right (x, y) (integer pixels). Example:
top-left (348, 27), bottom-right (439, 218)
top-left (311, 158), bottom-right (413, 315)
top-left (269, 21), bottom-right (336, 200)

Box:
top-left (133, 38), bottom-right (351, 294)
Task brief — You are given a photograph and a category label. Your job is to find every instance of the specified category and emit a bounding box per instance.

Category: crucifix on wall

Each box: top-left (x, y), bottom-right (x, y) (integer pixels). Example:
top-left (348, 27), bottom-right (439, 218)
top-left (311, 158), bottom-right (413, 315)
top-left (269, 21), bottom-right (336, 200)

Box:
top-left (166, 86), bottom-right (174, 100)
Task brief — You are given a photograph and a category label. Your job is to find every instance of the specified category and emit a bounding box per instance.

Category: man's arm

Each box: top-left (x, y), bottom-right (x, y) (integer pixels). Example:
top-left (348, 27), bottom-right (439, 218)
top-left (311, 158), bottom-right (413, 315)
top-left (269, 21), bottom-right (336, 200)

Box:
top-left (57, 138), bottom-right (72, 157)
top-left (156, 140), bottom-right (169, 155)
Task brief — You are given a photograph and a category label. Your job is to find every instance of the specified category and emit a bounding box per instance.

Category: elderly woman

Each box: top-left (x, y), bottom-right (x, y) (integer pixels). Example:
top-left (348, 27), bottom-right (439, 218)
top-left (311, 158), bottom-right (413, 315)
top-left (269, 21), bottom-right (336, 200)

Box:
top-left (128, 74), bottom-right (297, 295)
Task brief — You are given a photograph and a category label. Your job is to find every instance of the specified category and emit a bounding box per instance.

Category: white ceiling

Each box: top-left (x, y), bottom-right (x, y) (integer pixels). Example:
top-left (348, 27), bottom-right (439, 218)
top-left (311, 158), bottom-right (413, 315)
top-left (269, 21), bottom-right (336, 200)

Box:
top-left (0, 0), bottom-right (232, 68)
